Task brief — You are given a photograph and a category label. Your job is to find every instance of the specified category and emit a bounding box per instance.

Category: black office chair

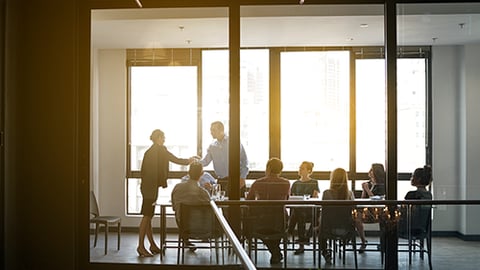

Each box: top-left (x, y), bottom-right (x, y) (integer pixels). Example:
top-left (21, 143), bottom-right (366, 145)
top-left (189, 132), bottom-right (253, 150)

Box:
top-left (398, 204), bottom-right (432, 270)
top-left (89, 191), bottom-right (121, 255)
top-left (318, 204), bottom-right (358, 269)
top-left (176, 203), bottom-right (224, 264)
top-left (243, 205), bottom-right (288, 268)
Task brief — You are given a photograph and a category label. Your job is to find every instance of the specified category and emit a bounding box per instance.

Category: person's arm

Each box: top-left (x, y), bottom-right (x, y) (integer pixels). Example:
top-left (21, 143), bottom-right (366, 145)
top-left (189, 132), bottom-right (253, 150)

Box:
top-left (246, 182), bottom-right (256, 200)
top-left (312, 181), bottom-right (320, 198)
top-left (171, 185), bottom-right (179, 212)
top-left (166, 148), bottom-right (191, 165)
top-left (239, 143), bottom-right (249, 180)
top-left (199, 146), bottom-right (213, 167)
top-left (361, 181), bottom-right (374, 198)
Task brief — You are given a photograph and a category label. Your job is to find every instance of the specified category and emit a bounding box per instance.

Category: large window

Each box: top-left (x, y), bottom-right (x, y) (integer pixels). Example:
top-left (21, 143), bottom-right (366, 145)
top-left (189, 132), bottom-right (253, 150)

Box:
top-left (356, 57), bottom-right (427, 173)
top-left (129, 66), bottom-right (197, 172)
top-left (202, 49), bottom-right (269, 171)
top-left (281, 51), bottom-right (350, 171)
top-left (126, 47), bottom-right (429, 214)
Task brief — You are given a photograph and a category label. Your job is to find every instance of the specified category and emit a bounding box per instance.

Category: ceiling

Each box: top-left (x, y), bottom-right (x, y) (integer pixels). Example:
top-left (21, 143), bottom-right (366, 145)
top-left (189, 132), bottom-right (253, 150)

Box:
top-left (91, 4), bottom-right (480, 49)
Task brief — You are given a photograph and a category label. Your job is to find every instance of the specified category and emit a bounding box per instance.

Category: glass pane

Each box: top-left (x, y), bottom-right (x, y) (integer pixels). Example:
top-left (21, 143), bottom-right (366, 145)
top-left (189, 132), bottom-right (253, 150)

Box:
top-left (202, 49), bottom-right (269, 171)
top-left (130, 66), bottom-right (197, 172)
top-left (356, 59), bottom-right (386, 172)
top-left (397, 58), bottom-right (426, 172)
top-left (281, 51), bottom-right (350, 171)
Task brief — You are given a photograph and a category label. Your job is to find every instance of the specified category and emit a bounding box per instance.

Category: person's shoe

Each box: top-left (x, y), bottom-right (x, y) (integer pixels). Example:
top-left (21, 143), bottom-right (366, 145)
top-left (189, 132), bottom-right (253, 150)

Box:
top-left (359, 241), bottom-right (368, 254)
top-left (185, 240), bottom-right (197, 251)
top-left (270, 253), bottom-right (283, 264)
top-left (137, 247), bottom-right (153, 257)
top-left (149, 245), bottom-right (162, 255)
top-left (294, 247), bottom-right (305, 255)
top-left (322, 249), bottom-right (332, 264)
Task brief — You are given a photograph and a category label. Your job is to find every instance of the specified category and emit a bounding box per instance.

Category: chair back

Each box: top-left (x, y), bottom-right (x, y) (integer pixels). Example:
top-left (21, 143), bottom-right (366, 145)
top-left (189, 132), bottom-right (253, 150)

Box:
top-left (321, 205), bottom-right (355, 237)
top-left (90, 191), bottom-right (100, 218)
top-left (179, 203), bottom-right (222, 239)
top-left (244, 205), bottom-right (286, 238)
top-left (399, 204), bottom-right (432, 238)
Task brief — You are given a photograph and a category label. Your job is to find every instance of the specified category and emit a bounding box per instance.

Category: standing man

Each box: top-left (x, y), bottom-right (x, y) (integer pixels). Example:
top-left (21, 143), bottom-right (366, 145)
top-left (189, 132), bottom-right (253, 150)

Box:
top-left (199, 121), bottom-right (249, 196)
top-left (246, 157), bottom-right (290, 264)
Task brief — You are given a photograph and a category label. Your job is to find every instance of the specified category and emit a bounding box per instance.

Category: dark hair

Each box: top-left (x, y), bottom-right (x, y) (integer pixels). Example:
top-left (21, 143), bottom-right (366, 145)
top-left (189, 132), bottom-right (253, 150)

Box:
top-left (188, 162), bottom-right (203, 180)
top-left (329, 168), bottom-right (350, 200)
top-left (413, 165), bottom-right (433, 186)
top-left (371, 163), bottom-right (386, 184)
top-left (150, 129), bottom-right (164, 142)
top-left (267, 157), bottom-right (283, 174)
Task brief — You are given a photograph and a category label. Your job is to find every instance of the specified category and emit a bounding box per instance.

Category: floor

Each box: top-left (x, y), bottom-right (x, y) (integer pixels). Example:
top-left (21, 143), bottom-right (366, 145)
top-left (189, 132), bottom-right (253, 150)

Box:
top-left (90, 231), bottom-right (480, 269)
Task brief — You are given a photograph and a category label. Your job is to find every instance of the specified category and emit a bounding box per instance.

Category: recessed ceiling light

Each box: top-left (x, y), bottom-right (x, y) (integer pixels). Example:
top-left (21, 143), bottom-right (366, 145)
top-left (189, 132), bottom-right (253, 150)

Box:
top-left (360, 24), bottom-right (369, 28)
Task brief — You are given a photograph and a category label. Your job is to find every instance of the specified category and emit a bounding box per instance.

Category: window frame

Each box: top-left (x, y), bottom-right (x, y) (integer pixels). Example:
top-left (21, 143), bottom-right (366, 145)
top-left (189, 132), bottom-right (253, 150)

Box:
top-left (125, 46), bottom-right (431, 214)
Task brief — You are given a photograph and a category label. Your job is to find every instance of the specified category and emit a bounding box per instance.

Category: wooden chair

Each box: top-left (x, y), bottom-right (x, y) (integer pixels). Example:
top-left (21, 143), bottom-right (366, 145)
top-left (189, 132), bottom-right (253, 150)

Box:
top-left (89, 191), bottom-right (121, 254)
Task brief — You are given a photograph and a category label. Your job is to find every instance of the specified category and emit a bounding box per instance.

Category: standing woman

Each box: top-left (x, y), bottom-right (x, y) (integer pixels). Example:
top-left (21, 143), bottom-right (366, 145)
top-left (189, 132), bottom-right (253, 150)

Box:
top-left (137, 129), bottom-right (195, 257)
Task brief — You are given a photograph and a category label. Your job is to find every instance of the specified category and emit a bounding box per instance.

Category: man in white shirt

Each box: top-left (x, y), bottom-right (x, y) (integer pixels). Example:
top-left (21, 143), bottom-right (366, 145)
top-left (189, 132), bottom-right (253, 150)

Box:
top-left (199, 121), bottom-right (249, 196)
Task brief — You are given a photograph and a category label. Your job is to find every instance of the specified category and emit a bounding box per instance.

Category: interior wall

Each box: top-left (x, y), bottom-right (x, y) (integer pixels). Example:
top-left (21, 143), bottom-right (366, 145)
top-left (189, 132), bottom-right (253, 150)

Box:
top-left (95, 49), bottom-right (131, 223)
top-left (463, 44), bottom-right (480, 235)
top-left (431, 45), bottom-right (461, 231)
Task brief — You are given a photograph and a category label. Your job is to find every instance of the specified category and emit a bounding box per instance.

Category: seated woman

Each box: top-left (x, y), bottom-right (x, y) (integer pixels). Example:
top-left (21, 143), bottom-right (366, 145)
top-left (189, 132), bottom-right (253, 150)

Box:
top-left (398, 165), bottom-right (433, 240)
top-left (287, 161), bottom-right (320, 254)
top-left (405, 165), bottom-right (433, 200)
top-left (319, 167), bottom-right (355, 264)
top-left (355, 163), bottom-right (386, 253)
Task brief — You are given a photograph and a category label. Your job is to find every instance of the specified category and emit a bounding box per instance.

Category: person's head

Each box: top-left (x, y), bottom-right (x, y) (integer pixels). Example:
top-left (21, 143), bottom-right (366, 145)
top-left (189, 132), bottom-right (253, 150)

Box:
top-left (369, 163), bottom-right (386, 184)
top-left (188, 162), bottom-right (204, 181)
top-left (150, 129), bottom-right (165, 145)
top-left (210, 121), bottom-right (225, 140)
top-left (266, 157), bottom-right (283, 175)
top-left (298, 161), bottom-right (314, 178)
top-left (329, 167), bottom-right (350, 199)
top-left (411, 165), bottom-right (433, 187)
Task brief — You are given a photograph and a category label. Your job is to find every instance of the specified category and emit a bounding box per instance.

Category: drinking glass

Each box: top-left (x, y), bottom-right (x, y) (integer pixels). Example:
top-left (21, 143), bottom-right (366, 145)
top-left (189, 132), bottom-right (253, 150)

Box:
top-left (219, 190), bottom-right (226, 201)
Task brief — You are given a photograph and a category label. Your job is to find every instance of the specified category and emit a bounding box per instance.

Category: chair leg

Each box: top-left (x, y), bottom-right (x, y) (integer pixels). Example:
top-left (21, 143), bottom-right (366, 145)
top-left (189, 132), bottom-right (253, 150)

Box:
top-left (104, 225), bottom-right (109, 255)
top-left (117, 223), bottom-right (121, 250)
top-left (177, 235), bottom-right (182, 264)
top-left (93, 224), bottom-right (99, 247)
top-left (408, 237), bottom-right (413, 265)
top-left (353, 237), bottom-right (358, 269)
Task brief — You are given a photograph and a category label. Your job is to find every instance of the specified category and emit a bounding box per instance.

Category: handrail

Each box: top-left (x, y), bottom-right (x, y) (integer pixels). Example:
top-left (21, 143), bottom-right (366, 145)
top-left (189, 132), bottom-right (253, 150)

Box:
top-left (209, 200), bottom-right (256, 270)
top-left (215, 199), bottom-right (480, 206)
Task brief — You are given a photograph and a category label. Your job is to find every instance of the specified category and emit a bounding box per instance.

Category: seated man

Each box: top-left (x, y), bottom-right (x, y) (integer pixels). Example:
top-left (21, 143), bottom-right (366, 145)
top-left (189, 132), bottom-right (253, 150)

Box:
top-left (246, 157), bottom-right (290, 264)
top-left (171, 162), bottom-right (211, 248)
top-left (181, 171), bottom-right (217, 194)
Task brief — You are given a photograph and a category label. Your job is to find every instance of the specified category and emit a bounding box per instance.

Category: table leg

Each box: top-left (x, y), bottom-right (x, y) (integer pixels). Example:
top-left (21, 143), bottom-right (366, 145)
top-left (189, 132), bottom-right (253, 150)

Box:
top-left (160, 205), bottom-right (166, 260)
